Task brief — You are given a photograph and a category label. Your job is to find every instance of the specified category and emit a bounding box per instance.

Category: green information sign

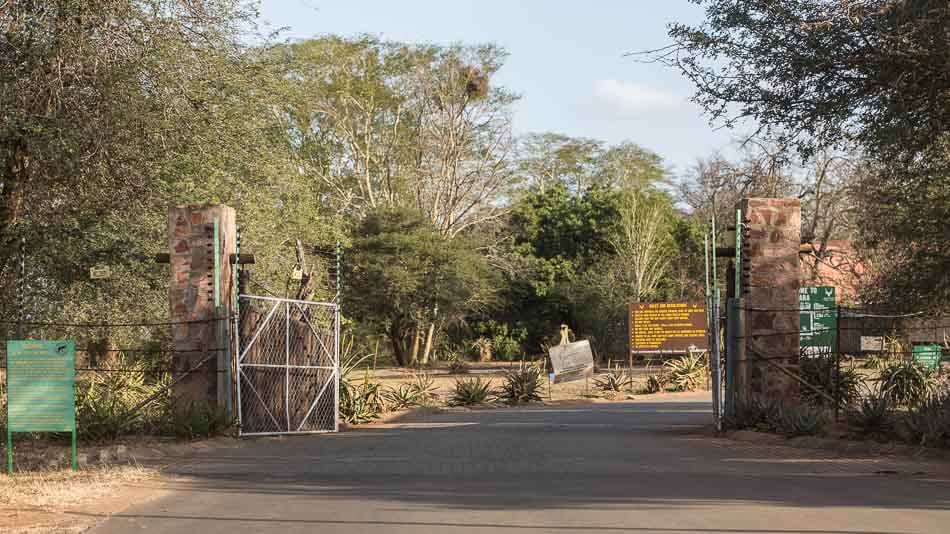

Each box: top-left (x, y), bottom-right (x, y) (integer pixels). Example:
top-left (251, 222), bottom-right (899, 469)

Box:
top-left (6, 340), bottom-right (77, 473)
top-left (800, 286), bottom-right (836, 356)
top-left (913, 344), bottom-right (942, 371)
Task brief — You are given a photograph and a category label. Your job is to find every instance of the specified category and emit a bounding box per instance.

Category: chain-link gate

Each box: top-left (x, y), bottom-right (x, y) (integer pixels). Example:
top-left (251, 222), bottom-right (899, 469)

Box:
top-left (235, 296), bottom-right (339, 436)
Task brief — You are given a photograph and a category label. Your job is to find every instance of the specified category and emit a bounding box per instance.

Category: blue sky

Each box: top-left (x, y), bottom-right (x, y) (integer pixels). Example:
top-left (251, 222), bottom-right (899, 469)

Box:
top-left (259, 1), bottom-right (739, 177)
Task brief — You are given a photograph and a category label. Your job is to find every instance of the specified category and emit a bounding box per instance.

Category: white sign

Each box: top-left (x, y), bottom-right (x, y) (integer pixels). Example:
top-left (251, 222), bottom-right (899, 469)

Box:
top-left (860, 336), bottom-right (884, 352)
top-left (89, 265), bottom-right (112, 279)
top-left (548, 340), bottom-right (594, 384)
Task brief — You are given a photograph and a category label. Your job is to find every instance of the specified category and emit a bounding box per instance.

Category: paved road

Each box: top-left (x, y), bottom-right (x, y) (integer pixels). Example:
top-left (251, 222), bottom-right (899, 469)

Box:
top-left (95, 394), bottom-right (950, 534)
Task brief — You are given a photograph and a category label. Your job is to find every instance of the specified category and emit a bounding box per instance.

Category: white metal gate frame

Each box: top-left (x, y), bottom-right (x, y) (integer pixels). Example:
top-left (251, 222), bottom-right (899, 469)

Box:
top-left (235, 295), bottom-right (340, 436)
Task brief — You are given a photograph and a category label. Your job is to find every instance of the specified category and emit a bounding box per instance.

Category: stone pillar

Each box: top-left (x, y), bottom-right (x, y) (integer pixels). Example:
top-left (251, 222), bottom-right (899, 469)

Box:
top-left (167, 204), bottom-right (237, 411)
top-left (737, 198), bottom-right (801, 402)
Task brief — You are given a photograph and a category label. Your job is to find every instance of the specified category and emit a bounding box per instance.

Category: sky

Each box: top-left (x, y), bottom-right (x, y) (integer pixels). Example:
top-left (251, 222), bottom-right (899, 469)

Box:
top-left (258, 0), bottom-right (739, 177)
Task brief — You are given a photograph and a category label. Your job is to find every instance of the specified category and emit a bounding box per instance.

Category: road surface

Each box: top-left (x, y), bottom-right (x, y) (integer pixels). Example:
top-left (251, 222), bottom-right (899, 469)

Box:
top-left (94, 393), bottom-right (950, 533)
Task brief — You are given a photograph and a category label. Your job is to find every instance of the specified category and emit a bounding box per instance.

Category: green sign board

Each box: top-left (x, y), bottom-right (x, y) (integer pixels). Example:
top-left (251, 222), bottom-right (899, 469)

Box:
top-left (800, 286), bottom-right (836, 356)
top-left (913, 344), bottom-right (942, 371)
top-left (6, 340), bottom-right (77, 473)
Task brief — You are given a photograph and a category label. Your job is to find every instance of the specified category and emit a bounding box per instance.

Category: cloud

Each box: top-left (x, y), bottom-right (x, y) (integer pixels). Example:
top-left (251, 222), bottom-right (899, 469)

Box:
top-left (593, 79), bottom-right (681, 115)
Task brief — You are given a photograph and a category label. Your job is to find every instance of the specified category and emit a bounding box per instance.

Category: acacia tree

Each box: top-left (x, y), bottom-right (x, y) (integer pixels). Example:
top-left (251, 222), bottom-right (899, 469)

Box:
top-left (660, 0), bottom-right (950, 307)
top-left (343, 208), bottom-right (496, 366)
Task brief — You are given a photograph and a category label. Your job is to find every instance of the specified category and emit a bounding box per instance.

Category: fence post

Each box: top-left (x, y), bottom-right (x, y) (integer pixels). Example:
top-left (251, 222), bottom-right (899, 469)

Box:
top-left (710, 288), bottom-right (722, 430)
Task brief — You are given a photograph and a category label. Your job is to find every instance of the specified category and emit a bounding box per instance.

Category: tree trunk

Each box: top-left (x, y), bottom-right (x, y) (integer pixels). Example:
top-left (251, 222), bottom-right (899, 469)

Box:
top-left (409, 326), bottom-right (422, 366)
top-left (389, 323), bottom-right (409, 367)
top-left (1, 139), bottom-right (28, 262)
top-left (420, 322), bottom-right (436, 365)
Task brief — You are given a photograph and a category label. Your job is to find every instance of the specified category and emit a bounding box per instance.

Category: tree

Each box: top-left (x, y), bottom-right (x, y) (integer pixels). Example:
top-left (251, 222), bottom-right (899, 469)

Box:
top-left (277, 37), bottom-right (517, 237)
top-left (660, 0), bottom-right (950, 307)
top-left (343, 207), bottom-right (496, 365)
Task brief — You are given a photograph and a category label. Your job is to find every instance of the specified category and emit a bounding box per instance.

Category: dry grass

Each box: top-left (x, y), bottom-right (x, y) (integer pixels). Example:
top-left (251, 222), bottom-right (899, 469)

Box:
top-left (0, 463), bottom-right (160, 509)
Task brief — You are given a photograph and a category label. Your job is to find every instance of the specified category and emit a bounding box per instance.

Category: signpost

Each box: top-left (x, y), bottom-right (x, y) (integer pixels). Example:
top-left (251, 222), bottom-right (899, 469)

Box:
top-left (799, 286), bottom-right (836, 356)
top-left (860, 336), bottom-right (884, 352)
top-left (548, 340), bottom-right (594, 384)
top-left (6, 340), bottom-right (77, 473)
top-left (628, 302), bottom-right (707, 355)
top-left (913, 344), bottom-right (942, 371)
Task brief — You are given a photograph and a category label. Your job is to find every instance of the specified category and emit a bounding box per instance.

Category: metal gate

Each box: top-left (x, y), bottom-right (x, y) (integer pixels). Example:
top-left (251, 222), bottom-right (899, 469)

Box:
top-left (235, 295), bottom-right (339, 436)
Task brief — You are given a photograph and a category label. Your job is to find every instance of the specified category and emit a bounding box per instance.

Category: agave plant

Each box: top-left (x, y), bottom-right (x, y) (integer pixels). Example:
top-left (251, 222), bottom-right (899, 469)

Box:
top-left (382, 383), bottom-right (423, 410)
top-left (408, 372), bottom-right (439, 405)
top-left (847, 384), bottom-right (896, 436)
top-left (450, 377), bottom-right (494, 406)
top-left (338, 352), bottom-right (384, 424)
top-left (663, 352), bottom-right (707, 392)
top-left (594, 367), bottom-right (632, 392)
top-left (799, 354), bottom-right (862, 407)
top-left (877, 360), bottom-right (938, 408)
top-left (640, 374), bottom-right (665, 394)
top-left (775, 402), bottom-right (825, 436)
top-left (904, 391), bottom-right (950, 448)
top-left (497, 363), bottom-right (544, 405)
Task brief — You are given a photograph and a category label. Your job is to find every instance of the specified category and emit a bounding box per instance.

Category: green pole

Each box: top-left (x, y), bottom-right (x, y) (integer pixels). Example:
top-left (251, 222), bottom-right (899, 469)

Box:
top-left (704, 233), bottom-right (710, 299)
top-left (7, 428), bottom-right (12, 474)
top-left (71, 430), bottom-right (77, 470)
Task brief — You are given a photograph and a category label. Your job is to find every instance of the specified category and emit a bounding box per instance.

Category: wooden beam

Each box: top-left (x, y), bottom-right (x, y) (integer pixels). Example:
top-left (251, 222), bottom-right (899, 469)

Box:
top-left (154, 253), bottom-right (256, 264)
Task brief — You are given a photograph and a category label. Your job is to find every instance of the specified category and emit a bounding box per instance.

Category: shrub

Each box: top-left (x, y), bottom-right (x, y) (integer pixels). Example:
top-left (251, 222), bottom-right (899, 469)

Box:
top-left (775, 403), bottom-right (825, 436)
top-left (799, 354), bottom-right (862, 407)
top-left (173, 402), bottom-right (232, 439)
top-left (904, 391), bottom-right (950, 448)
top-left (75, 357), bottom-right (173, 440)
top-left (847, 390), bottom-right (895, 436)
top-left (409, 373), bottom-right (439, 405)
top-left (472, 320), bottom-right (528, 361)
top-left (382, 383), bottom-right (424, 410)
top-left (497, 364), bottom-right (544, 404)
top-left (450, 377), bottom-right (494, 406)
top-left (594, 367), bottom-right (631, 392)
top-left (663, 352), bottom-right (707, 392)
top-left (339, 352), bottom-right (383, 424)
top-left (877, 360), bottom-right (937, 408)
top-left (725, 396), bottom-right (823, 436)
top-left (640, 374), bottom-right (665, 394)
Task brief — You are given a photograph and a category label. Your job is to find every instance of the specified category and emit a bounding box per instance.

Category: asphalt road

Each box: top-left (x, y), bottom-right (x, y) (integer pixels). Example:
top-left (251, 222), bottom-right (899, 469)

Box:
top-left (94, 393), bottom-right (950, 534)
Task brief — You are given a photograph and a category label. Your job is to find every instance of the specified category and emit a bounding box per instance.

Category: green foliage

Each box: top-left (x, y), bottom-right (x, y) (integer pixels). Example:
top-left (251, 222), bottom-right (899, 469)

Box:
top-left (848, 391), bottom-right (896, 436)
top-left (172, 402), bottom-right (233, 440)
top-left (877, 361), bottom-right (938, 408)
top-left (75, 358), bottom-right (173, 440)
top-left (472, 320), bottom-right (527, 361)
top-left (450, 377), bottom-right (495, 406)
top-left (343, 207), bottom-right (497, 366)
top-left (594, 368), bottom-right (632, 392)
top-left (380, 373), bottom-right (437, 411)
top-left (726, 396), bottom-right (823, 436)
top-left (904, 391), bottom-right (950, 448)
top-left (663, 352), bottom-right (708, 392)
top-left (338, 352), bottom-right (384, 424)
top-left (799, 355), bottom-right (862, 407)
top-left (641, 374), bottom-right (665, 394)
top-left (497, 364), bottom-right (544, 405)
top-left (863, 354), bottom-right (891, 371)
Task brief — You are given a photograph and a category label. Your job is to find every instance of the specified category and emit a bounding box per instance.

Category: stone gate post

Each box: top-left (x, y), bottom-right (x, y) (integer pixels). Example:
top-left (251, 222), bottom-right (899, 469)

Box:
top-left (167, 204), bottom-right (237, 412)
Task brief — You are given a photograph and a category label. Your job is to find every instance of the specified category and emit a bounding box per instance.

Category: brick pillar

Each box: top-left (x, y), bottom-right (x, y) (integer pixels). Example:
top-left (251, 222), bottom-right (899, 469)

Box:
top-left (167, 204), bottom-right (236, 410)
top-left (738, 198), bottom-right (801, 402)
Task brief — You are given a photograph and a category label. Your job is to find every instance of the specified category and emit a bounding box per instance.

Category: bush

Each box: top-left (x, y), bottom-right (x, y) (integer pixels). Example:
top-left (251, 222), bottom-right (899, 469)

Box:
top-left (472, 320), bottom-right (528, 361)
top-left (173, 402), bottom-right (232, 439)
top-left (450, 377), bottom-right (494, 406)
top-left (448, 360), bottom-right (470, 374)
top-left (339, 352), bottom-right (384, 424)
top-left (382, 383), bottom-right (424, 410)
top-left (725, 396), bottom-right (823, 436)
top-left (877, 360), bottom-right (938, 408)
top-left (663, 352), bottom-right (707, 392)
top-left (497, 364), bottom-right (544, 404)
top-left (799, 354), bottom-right (862, 407)
top-left (847, 390), bottom-right (895, 436)
top-left (640, 374), bottom-right (665, 394)
top-left (75, 357), bottom-right (173, 440)
top-left (904, 391), bottom-right (950, 448)
top-left (594, 367), bottom-right (631, 392)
